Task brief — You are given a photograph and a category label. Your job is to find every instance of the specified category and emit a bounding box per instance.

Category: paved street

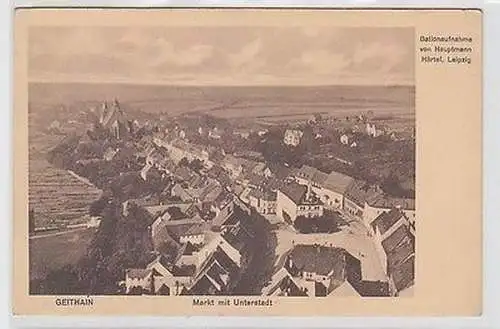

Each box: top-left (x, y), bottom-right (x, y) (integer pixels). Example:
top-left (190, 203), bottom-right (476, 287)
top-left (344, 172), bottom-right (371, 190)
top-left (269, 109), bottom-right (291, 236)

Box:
top-left (273, 217), bottom-right (387, 282)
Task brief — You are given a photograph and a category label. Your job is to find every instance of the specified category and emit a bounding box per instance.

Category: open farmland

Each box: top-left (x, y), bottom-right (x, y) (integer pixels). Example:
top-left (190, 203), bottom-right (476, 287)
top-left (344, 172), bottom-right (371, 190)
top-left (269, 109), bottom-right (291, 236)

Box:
top-left (29, 82), bottom-right (415, 119)
top-left (29, 106), bottom-right (103, 227)
top-left (29, 228), bottom-right (96, 281)
top-left (29, 156), bottom-right (103, 225)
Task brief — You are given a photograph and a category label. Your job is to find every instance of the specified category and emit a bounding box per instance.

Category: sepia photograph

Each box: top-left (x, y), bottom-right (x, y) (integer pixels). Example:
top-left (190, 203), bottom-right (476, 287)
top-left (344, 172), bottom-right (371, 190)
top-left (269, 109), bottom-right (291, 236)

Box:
top-left (27, 24), bottom-right (416, 299)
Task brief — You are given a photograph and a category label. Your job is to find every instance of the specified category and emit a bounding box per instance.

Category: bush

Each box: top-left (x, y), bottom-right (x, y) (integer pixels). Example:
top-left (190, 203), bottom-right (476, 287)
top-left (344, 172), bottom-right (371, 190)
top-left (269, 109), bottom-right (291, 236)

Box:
top-left (293, 213), bottom-right (340, 234)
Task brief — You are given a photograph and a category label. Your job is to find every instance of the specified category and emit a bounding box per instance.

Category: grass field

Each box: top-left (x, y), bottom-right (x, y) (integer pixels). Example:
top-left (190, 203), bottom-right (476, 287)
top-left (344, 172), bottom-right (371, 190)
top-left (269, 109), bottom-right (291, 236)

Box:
top-left (29, 228), bottom-right (96, 281)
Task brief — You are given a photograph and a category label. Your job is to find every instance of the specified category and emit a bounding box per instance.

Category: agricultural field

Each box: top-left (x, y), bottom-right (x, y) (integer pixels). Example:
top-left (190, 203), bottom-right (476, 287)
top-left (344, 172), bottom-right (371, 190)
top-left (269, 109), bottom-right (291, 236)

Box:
top-left (29, 82), bottom-right (415, 119)
top-left (29, 104), bottom-right (102, 227)
top-left (29, 228), bottom-right (96, 281)
top-left (29, 156), bottom-right (103, 226)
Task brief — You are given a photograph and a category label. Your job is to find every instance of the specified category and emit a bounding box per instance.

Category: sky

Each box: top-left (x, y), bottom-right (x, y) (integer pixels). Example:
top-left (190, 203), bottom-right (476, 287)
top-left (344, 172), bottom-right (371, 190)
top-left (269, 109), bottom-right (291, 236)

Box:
top-left (29, 26), bottom-right (415, 86)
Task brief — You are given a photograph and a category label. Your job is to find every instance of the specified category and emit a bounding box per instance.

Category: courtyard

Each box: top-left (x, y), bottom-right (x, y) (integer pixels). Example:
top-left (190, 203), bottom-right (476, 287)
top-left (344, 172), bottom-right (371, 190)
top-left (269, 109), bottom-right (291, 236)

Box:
top-left (272, 214), bottom-right (387, 282)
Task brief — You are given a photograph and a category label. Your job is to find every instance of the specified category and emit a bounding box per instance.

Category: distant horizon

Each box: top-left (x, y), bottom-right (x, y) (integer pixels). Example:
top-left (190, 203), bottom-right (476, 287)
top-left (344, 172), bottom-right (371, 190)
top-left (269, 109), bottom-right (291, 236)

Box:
top-left (28, 79), bottom-right (415, 88)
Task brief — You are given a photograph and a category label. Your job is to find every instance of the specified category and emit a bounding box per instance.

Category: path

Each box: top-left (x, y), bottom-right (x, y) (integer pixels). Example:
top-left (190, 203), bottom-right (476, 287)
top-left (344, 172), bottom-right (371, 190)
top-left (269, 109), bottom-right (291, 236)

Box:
top-left (29, 227), bottom-right (90, 240)
top-left (67, 170), bottom-right (99, 189)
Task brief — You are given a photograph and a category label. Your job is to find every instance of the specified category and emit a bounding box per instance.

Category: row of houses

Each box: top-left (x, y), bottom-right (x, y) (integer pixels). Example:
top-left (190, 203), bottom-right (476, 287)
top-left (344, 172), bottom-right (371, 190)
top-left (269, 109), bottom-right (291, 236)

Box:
top-left (281, 164), bottom-right (415, 232)
top-left (371, 208), bottom-right (415, 296)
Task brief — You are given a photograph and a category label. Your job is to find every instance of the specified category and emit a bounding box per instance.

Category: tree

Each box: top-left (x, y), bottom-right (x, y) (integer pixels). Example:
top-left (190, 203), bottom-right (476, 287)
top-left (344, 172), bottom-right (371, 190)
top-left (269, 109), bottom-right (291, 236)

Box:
top-left (313, 113), bottom-right (322, 123)
top-left (179, 157), bottom-right (189, 167)
top-left (188, 159), bottom-right (204, 172)
top-left (89, 196), bottom-right (109, 216)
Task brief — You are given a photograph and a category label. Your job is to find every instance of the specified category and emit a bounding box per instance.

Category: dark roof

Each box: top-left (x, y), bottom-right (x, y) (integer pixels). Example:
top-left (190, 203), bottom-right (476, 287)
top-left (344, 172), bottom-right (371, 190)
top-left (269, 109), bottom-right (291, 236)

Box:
top-left (289, 245), bottom-right (346, 277)
top-left (126, 268), bottom-right (150, 279)
top-left (249, 189), bottom-right (277, 201)
top-left (387, 239), bottom-right (415, 274)
top-left (221, 212), bottom-right (240, 227)
top-left (198, 184), bottom-right (223, 203)
top-left (344, 252), bottom-right (390, 297)
top-left (271, 275), bottom-right (308, 297)
top-left (315, 281), bottom-right (328, 297)
top-left (392, 255), bottom-right (415, 292)
top-left (205, 261), bottom-right (229, 288)
top-left (322, 171), bottom-right (354, 194)
top-left (213, 247), bottom-right (240, 273)
top-left (178, 241), bottom-right (197, 256)
top-left (367, 194), bottom-right (416, 210)
top-left (381, 224), bottom-right (413, 255)
top-left (279, 182), bottom-right (321, 206)
top-left (172, 264), bottom-right (196, 277)
top-left (354, 280), bottom-right (390, 297)
top-left (149, 254), bottom-right (172, 270)
top-left (268, 163), bottom-right (292, 180)
top-left (152, 225), bottom-right (180, 252)
top-left (165, 206), bottom-right (188, 221)
top-left (344, 180), bottom-right (383, 208)
top-left (279, 183), bottom-right (307, 204)
top-left (184, 203), bottom-right (200, 218)
top-left (208, 165), bottom-right (225, 178)
top-left (371, 209), bottom-right (406, 236)
top-left (311, 171), bottom-right (328, 186)
top-left (213, 190), bottom-right (233, 209)
top-left (188, 275), bottom-right (220, 295)
top-left (295, 165), bottom-right (318, 180)
top-left (222, 231), bottom-right (246, 253)
top-left (166, 223), bottom-right (205, 242)
top-left (245, 173), bottom-right (267, 187)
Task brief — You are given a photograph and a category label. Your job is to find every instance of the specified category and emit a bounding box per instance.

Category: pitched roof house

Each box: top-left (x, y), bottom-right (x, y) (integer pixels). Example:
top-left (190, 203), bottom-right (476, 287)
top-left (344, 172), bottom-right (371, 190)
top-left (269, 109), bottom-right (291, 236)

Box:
top-left (264, 245), bottom-right (350, 297)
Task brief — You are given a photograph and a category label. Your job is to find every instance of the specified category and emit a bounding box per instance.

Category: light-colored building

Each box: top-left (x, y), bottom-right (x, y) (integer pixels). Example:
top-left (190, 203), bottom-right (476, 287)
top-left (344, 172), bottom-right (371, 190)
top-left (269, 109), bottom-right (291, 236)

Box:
top-left (276, 182), bottom-right (324, 223)
top-left (103, 147), bottom-right (118, 161)
top-left (366, 123), bottom-right (384, 138)
top-left (343, 180), bottom-right (383, 218)
top-left (178, 224), bottom-right (206, 245)
top-left (222, 155), bottom-right (244, 179)
top-left (248, 189), bottom-right (277, 215)
top-left (319, 171), bottom-right (354, 209)
top-left (340, 134), bottom-right (349, 145)
top-left (294, 165), bottom-right (355, 210)
top-left (125, 269), bottom-right (152, 294)
top-left (125, 255), bottom-right (195, 295)
top-left (283, 129), bottom-right (304, 146)
top-left (294, 165), bottom-right (319, 186)
top-left (363, 196), bottom-right (416, 234)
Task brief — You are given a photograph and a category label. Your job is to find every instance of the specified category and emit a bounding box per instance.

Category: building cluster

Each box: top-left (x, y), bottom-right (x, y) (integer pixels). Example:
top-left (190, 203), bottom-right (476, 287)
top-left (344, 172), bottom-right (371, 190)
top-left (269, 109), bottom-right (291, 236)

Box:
top-left (261, 243), bottom-right (395, 297)
top-left (88, 100), bottom-right (416, 297)
top-left (283, 129), bottom-right (304, 147)
top-left (277, 164), bottom-right (415, 228)
top-left (123, 189), bottom-right (254, 295)
top-left (270, 164), bottom-right (415, 296)
top-left (262, 244), bottom-right (354, 297)
top-left (122, 137), bottom-right (296, 295)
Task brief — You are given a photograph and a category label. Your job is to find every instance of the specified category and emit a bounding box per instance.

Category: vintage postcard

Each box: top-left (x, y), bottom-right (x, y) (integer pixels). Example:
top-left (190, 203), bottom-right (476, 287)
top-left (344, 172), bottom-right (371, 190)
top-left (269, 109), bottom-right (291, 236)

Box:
top-left (13, 8), bottom-right (482, 316)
